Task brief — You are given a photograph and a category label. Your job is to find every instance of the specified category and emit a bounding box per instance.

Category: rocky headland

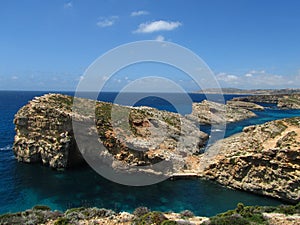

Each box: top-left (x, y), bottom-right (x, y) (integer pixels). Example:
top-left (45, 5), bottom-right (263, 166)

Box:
top-left (186, 100), bottom-right (261, 124)
top-left (13, 94), bottom-right (208, 172)
top-left (199, 117), bottom-right (300, 203)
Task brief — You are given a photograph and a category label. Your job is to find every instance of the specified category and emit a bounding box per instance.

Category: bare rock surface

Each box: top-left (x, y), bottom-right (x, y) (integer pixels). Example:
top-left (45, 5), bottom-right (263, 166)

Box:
top-left (226, 100), bottom-right (264, 110)
top-left (13, 94), bottom-right (208, 173)
top-left (263, 213), bottom-right (300, 225)
top-left (186, 100), bottom-right (257, 124)
top-left (199, 117), bottom-right (300, 203)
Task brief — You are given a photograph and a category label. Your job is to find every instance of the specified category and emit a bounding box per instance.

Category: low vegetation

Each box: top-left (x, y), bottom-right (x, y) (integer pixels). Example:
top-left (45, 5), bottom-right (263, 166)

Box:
top-left (205, 202), bottom-right (300, 225)
top-left (0, 203), bottom-right (299, 225)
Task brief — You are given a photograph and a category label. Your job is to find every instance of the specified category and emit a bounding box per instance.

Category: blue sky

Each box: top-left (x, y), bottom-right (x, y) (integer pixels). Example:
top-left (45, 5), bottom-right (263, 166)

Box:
top-left (1, 0), bottom-right (300, 91)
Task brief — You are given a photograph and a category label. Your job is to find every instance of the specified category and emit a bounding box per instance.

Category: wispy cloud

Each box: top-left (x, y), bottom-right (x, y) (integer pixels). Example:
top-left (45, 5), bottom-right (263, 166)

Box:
top-left (216, 70), bottom-right (300, 89)
top-left (130, 10), bottom-right (149, 17)
top-left (134, 20), bottom-right (182, 33)
top-left (64, 2), bottom-right (73, 9)
top-left (155, 35), bottom-right (165, 41)
top-left (96, 16), bottom-right (119, 28)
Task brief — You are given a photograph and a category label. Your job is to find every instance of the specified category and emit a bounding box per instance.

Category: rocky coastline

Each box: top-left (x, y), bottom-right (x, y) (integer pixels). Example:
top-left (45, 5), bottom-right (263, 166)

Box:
top-left (198, 117), bottom-right (300, 203)
top-left (12, 93), bottom-right (300, 204)
top-left (13, 94), bottom-right (209, 172)
top-left (186, 100), bottom-right (261, 124)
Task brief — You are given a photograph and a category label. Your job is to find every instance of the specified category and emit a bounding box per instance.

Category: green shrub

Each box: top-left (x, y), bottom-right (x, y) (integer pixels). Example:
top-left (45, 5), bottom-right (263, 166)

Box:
top-left (32, 205), bottom-right (51, 211)
top-left (210, 214), bottom-right (250, 225)
top-left (275, 205), bottom-right (297, 215)
top-left (161, 220), bottom-right (178, 225)
top-left (133, 211), bottom-right (167, 225)
top-left (54, 217), bottom-right (70, 225)
top-left (65, 207), bottom-right (85, 215)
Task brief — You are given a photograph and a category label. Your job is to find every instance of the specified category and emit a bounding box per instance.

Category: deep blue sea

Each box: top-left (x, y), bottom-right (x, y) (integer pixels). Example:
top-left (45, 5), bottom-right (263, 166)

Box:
top-left (1, 91), bottom-right (300, 216)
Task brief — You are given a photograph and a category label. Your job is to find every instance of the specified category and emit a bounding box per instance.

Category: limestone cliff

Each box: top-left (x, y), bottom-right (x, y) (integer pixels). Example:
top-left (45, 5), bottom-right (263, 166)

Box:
top-left (13, 94), bottom-right (81, 169)
top-left (13, 94), bottom-right (208, 171)
top-left (200, 117), bottom-right (300, 203)
top-left (186, 100), bottom-right (259, 124)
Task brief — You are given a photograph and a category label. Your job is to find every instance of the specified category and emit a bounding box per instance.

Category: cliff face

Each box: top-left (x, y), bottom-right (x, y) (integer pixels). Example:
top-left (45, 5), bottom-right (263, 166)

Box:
top-left (13, 94), bottom-right (208, 171)
top-left (277, 95), bottom-right (300, 109)
top-left (186, 100), bottom-right (259, 124)
top-left (201, 117), bottom-right (300, 203)
top-left (13, 94), bottom-right (82, 169)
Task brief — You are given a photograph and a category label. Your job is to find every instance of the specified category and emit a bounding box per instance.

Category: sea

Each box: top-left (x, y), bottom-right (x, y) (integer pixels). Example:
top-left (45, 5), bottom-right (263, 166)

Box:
top-left (1, 91), bottom-right (300, 216)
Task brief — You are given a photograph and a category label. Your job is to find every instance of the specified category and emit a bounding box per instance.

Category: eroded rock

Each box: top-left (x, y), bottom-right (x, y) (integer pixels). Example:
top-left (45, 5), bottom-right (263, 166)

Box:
top-left (13, 94), bottom-right (208, 173)
top-left (200, 117), bottom-right (300, 203)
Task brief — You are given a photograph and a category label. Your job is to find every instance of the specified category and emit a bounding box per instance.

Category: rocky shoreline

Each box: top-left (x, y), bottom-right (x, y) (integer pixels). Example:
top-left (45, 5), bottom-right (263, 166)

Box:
top-left (198, 117), bottom-right (300, 203)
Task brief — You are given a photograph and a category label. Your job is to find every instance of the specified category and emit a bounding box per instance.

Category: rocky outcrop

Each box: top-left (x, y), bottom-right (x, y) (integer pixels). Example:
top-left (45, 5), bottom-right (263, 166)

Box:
top-left (233, 94), bottom-right (300, 109)
top-left (200, 117), bottom-right (300, 203)
top-left (226, 100), bottom-right (264, 110)
top-left (13, 94), bottom-right (81, 169)
top-left (263, 213), bottom-right (300, 225)
top-left (277, 94), bottom-right (300, 109)
top-left (13, 94), bottom-right (208, 171)
top-left (186, 100), bottom-right (257, 124)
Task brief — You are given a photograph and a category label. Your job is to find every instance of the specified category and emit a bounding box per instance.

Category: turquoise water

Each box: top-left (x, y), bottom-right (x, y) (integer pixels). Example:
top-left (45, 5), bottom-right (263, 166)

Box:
top-left (0, 91), bottom-right (299, 216)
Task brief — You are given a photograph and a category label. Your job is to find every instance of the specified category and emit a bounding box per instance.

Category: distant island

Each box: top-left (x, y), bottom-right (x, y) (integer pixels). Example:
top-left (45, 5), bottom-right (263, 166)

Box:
top-left (197, 88), bottom-right (300, 95)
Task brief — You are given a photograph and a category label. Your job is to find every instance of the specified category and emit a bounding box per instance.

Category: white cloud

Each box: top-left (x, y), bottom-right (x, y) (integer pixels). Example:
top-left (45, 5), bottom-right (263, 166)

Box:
top-left (11, 75), bottom-right (18, 80)
top-left (249, 69), bottom-right (265, 74)
top-left (64, 2), bottom-right (73, 9)
top-left (97, 16), bottom-right (118, 28)
top-left (155, 35), bottom-right (165, 41)
top-left (134, 20), bottom-right (182, 33)
top-left (216, 70), bottom-right (300, 89)
top-left (217, 73), bottom-right (238, 82)
top-left (130, 10), bottom-right (149, 17)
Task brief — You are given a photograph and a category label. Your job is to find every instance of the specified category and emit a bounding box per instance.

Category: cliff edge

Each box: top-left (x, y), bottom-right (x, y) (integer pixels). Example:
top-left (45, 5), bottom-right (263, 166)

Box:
top-left (201, 117), bottom-right (300, 203)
